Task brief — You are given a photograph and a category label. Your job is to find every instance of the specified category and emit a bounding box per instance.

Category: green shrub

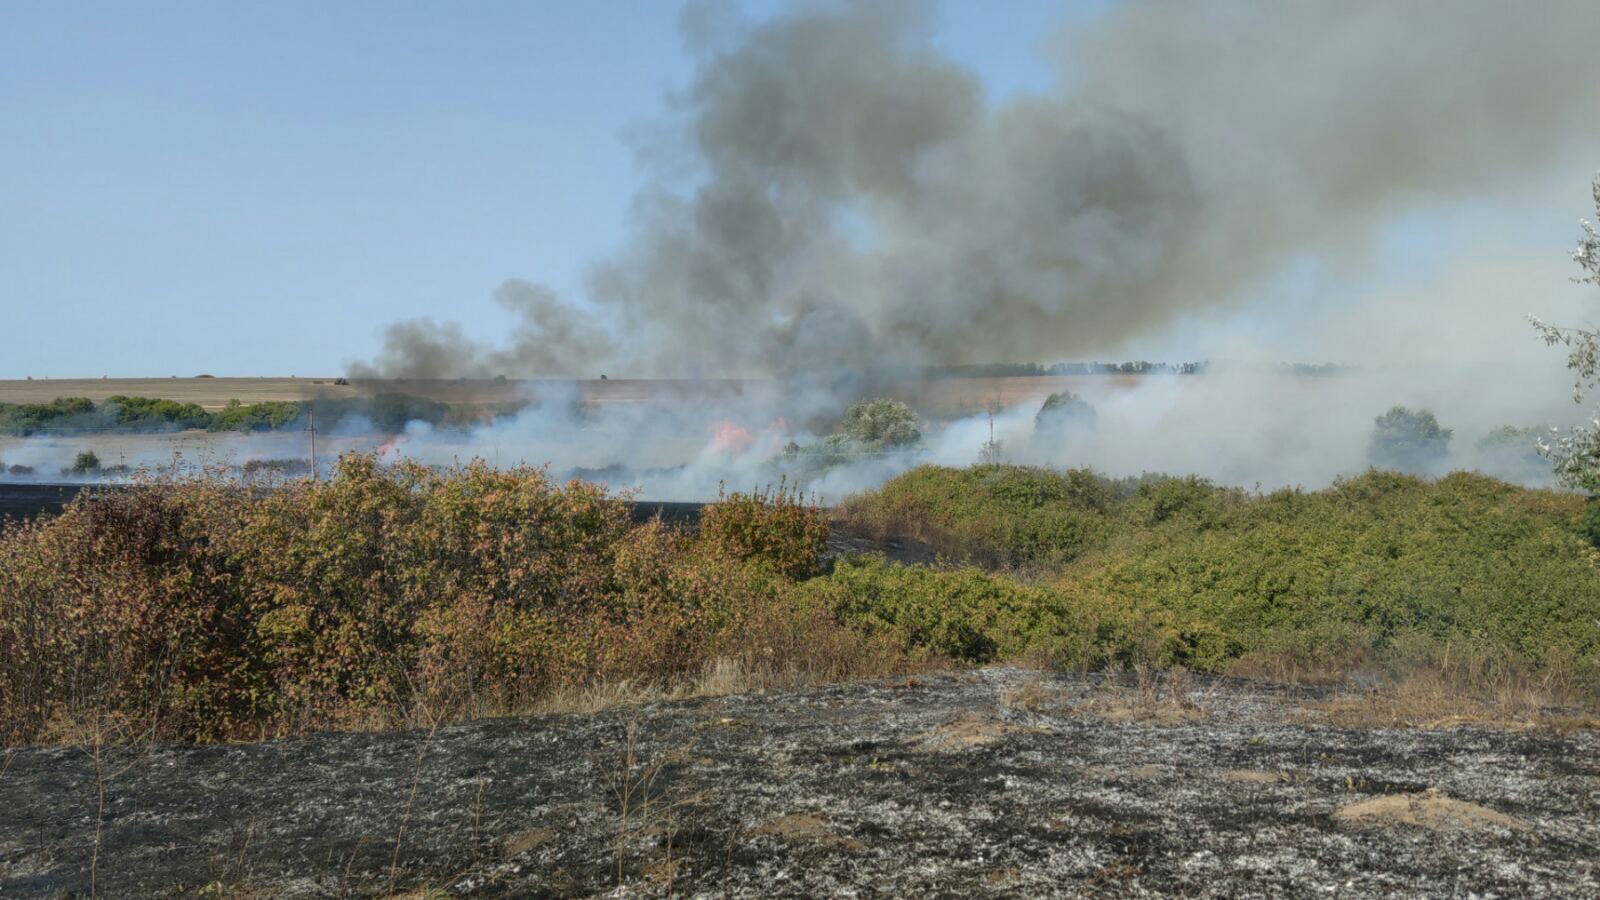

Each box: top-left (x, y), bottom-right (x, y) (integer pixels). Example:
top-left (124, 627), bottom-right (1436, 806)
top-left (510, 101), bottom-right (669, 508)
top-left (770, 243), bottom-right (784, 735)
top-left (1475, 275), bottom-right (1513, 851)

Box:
top-left (1369, 406), bottom-right (1452, 472)
top-left (103, 395), bottom-right (211, 430)
top-left (837, 464), bottom-right (1119, 568)
top-left (839, 465), bottom-right (1600, 685)
top-left (1034, 391), bottom-right (1097, 433)
top-left (1579, 500), bottom-right (1600, 548)
top-left (840, 398), bottom-right (921, 448)
top-left (0, 397), bottom-right (97, 436)
top-left (1, 396), bottom-right (219, 435)
top-left (208, 399), bottom-right (301, 432)
top-left (70, 450), bottom-right (101, 474)
top-left (802, 557), bottom-right (1228, 670)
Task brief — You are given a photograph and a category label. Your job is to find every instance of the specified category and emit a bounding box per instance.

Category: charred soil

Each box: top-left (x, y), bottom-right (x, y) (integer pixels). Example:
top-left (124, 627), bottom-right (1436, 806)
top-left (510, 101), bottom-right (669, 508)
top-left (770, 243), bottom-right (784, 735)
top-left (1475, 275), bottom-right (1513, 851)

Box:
top-left (2, 668), bottom-right (1595, 897)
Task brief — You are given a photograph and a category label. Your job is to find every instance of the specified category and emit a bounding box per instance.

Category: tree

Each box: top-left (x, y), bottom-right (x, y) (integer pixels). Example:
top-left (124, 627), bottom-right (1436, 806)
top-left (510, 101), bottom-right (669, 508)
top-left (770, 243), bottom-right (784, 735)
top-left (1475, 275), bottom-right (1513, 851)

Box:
top-left (1369, 406), bottom-right (1452, 472)
top-left (71, 450), bottom-right (101, 474)
top-left (840, 398), bottom-right (920, 448)
top-left (1034, 391), bottom-right (1097, 434)
top-left (1530, 174), bottom-right (1600, 493)
top-left (1474, 425), bottom-right (1550, 484)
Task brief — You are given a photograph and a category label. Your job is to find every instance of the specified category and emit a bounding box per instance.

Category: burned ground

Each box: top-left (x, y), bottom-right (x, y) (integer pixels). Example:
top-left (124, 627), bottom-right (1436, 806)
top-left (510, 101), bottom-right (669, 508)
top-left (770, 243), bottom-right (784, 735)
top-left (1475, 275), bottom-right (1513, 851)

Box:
top-left (3, 668), bottom-right (1595, 897)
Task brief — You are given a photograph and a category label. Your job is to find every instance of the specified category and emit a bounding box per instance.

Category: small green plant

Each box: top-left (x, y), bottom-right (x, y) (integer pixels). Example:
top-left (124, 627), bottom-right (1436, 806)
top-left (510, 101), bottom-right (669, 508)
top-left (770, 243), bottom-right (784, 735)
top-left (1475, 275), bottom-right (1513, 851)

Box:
top-left (70, 450), bottom-right (101, 474)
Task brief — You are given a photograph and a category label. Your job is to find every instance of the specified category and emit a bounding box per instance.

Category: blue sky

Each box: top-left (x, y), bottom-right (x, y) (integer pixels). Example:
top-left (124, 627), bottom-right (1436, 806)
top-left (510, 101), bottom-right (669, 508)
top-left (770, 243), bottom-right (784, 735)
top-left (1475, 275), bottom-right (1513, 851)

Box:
top-left (0, 1), bottom-right (1084, 377)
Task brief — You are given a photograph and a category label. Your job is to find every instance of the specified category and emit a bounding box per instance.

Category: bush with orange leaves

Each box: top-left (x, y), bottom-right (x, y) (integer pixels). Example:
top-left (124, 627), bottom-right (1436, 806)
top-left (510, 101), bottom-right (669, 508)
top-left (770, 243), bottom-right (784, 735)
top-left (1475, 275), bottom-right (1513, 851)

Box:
top-left (0, 456), bottom-right (873, 746)
top-left (697, 481), bottom-right (829, 580)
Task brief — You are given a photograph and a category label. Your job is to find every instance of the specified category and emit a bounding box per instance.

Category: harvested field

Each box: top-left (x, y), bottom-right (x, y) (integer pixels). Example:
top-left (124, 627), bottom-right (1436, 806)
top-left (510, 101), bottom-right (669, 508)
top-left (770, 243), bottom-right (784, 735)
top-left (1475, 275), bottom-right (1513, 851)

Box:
top-left (0, 374), bottom-right (1154, 417)
top-left (2, 668), bottom-right (1595, 897)
top-left (0, 378), bottom-right (362, 410)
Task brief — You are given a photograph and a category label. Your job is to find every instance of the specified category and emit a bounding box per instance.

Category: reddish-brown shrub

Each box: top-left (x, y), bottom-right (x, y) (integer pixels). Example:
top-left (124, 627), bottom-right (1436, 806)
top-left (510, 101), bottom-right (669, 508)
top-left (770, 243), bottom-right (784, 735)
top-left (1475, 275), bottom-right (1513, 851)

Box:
top-left (698, 481), bottom-right (829, 580)
top-left (0, 479), bottom-right (263, 743)
top-left (0, 456), bottom-right (859, 745)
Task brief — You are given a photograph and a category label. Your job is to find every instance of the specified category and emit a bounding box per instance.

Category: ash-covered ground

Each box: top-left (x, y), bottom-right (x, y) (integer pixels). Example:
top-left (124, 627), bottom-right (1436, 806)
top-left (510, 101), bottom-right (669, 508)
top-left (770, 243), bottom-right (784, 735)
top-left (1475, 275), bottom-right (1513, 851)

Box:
top-left (2, 668), bottom-right (1596, 898)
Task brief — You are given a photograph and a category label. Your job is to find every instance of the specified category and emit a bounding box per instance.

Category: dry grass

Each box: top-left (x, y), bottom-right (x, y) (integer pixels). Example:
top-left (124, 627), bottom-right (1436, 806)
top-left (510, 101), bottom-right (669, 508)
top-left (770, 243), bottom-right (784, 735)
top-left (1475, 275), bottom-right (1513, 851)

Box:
top-left (596, 718), bottom-right (710, 891)
top-left (1333, 788), bottom-right (1531, 832)
top-left (1077, 666), bottom-right (1210, 725)
top-left (524, 657), bottom-right (895, 718)
top-left (998, 667), bottom-right (1210, 725)
top-left (1307, 668), bottom-right (1600, 732)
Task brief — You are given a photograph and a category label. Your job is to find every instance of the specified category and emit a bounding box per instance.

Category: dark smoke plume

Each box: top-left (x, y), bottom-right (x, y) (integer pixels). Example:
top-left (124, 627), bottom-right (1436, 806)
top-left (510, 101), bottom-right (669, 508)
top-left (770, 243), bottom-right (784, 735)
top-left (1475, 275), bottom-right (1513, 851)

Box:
top-left (353, 0), bottom-right (1600, 379)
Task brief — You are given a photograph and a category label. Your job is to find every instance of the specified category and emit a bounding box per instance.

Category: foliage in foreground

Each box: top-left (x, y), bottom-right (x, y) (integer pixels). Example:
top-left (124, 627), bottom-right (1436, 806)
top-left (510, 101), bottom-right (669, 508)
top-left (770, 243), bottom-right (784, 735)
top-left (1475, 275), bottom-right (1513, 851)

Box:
top-left (835, 465), bottom-right (1600, 683)
top-left (0, 457), bottom-right (864, 744)
top-left (5, 457), bottom-right (1598, 746)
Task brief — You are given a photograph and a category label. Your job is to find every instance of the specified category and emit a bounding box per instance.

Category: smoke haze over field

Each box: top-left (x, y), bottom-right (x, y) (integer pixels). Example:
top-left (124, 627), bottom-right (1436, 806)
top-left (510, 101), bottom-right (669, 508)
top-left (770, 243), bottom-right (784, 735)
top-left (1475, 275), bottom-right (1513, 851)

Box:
top-left (8, 1), bottom-right (1599, 501)
top-left (356, 0), bottom-right (1600, 379)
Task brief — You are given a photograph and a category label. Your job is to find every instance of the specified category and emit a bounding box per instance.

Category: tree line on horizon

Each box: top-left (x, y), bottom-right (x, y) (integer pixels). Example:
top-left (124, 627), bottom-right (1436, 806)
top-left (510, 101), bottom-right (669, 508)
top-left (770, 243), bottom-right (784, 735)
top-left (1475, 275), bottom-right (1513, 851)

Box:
top-left (0, 393), bottom-right (486, 437)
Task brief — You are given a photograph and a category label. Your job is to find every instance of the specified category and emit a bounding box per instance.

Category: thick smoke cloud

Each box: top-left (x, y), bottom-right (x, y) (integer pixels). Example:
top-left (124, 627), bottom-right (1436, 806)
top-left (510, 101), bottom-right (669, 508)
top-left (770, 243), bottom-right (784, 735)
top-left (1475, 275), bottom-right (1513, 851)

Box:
top-left (353, 0), bottom-right (1600, 379)
top-left (349, 280), bottom-right (609, 380)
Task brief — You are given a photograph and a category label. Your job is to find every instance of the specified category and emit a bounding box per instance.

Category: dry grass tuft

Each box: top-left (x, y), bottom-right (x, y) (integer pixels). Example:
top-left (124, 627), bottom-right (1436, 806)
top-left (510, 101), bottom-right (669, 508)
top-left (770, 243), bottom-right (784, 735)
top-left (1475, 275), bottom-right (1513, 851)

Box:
top-left (1074, 665), bottom-right (1209, 725)
top-left (1305, 667), bottom-right (1600, 732)
top-left (524, 656), bottom-right (900, 719)
top-left (1333, 788), bottom-right (1530, 832)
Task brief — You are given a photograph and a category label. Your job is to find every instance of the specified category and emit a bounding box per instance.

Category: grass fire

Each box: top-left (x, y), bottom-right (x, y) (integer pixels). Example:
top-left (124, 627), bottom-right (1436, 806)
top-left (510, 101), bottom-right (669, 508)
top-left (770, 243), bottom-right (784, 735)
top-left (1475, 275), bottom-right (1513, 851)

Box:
top-left (2, 1), bottom-right (1599, 896)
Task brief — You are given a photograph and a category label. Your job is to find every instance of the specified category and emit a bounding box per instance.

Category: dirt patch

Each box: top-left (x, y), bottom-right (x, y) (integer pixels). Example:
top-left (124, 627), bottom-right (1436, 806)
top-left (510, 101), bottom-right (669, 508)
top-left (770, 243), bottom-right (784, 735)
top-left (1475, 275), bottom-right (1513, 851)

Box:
top-left (1334, 788), bottom-right (1531, 832)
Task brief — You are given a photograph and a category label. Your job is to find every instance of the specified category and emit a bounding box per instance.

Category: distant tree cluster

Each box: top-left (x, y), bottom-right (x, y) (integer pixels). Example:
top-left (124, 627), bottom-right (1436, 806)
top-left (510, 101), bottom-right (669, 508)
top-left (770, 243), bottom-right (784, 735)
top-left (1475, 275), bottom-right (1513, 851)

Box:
top-left (104, 395), bottom-right (211, 430)
top-left (0, 395), bottom-right (283, 436)
top-left (781, 397), bottom-right (923, 467)
top-left (1368, 406), bottom-right (1452, 473)
top-left (1034, 391), bottom-right (1098, 435)
top-left (0, 392), bottom-right (488, 437)
top-left (919, 361), bottom-right (1210, 379)
top-left (839, 398), bottom-right (921, 448)
top-left (208, 400), bottom-right (303, 433)
top-left (0, 397), bottom-right (97, 436)
top-left (1472, 425), bottom-right (1548, 483)
top-left (1050, 361), bottom-right (1208, 376)
top-left (304, 393), bottom-right (453, 434)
